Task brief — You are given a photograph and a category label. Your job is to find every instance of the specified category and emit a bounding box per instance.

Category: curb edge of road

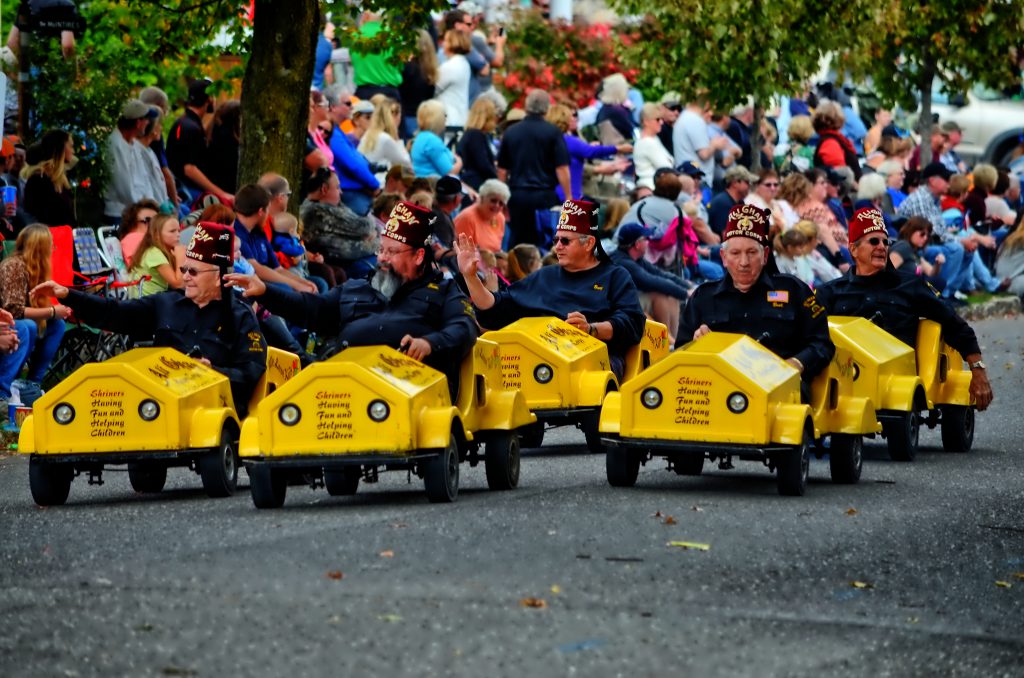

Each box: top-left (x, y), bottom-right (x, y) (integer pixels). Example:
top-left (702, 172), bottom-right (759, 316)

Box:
top-left (959, 296), bottom-right (1022, 321)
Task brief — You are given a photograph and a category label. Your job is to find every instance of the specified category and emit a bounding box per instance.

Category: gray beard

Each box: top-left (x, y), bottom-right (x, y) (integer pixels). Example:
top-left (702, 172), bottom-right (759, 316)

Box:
top-left (371, 266), bottom-right (403, 300)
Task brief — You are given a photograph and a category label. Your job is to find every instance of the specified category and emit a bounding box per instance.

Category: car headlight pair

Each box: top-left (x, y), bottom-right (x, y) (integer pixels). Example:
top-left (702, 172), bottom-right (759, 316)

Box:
top-left (51, 399), bottom-right (160, 425)
top-left (637, 389), bottom-right (747, 413)
top-left (277, 400), bottom-right (390, 426)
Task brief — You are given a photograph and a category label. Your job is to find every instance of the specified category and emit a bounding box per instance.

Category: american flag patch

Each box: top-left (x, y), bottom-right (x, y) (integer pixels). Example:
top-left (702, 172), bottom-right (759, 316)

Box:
top-left (767, 290), bottom-right (789, 303)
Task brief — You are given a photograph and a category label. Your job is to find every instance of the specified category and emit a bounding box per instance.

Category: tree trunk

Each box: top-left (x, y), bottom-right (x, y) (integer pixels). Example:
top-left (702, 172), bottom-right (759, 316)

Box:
top-left (917, 57), bottom-right (937, 168)
top-left (750, 99), bottom-right (763, 173)
top-left (238, 0), bottom-right (320, 210)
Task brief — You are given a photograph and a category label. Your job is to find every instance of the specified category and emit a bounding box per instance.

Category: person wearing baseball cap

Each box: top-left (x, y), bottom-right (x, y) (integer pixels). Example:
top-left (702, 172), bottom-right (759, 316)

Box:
top-left (166, 77), bottom-right (235, 207)
top-left (226, 201), bottom-right (477, 380)
top-left (32, 221), bottom-right (268, 418)
top-left (103, 99), bottom-right (162, 222)
top-left (815, 207), bottom-right (993, 412)
top-left (610, 223), bottom-right (693, 343)
top-left (677, 203), bottom-right (834, 385)
top-left (455, 198), bottom-right (645, 379)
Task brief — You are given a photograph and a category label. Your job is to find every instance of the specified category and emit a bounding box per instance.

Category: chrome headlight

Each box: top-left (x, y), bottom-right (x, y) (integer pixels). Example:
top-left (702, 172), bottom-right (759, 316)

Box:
top-left (726, 392), bottom-right (748, 414)
top-left (641, 388), bottom-right (662, 409)
top-left (279, 404), bottom-right (301, 426)
top-left (367, 399), bottom-right (390, 422)
top-left (53, 403), bottom-right (75, 425)
top-left (138, 399), bottom-right (160, 422)
top-left (534, 364), bottom-right (553, 384)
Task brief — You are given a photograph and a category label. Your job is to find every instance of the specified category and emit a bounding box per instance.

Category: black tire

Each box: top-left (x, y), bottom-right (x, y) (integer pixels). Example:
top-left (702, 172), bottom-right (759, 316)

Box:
top-left (199, 423), bottom-right (240, 497)
top-left (249, 464), bottom-right (286, 509)
top-left (582, 414), bottom-right (604, 454)
top-left (777, 427), bottom-right (811, 497)
top-left (29, 458), bottom-right (73, 506)
top-left (606, 447), bottom-right (640, 487)
top-left (128, 464), bottom-right (167, 493)
top-left (829, 434), bottom-right (863, 484)
top-left (939, 405), bottom-right (975, 453)
top-left (324, 468), bottom-right (360, 496)
top-left (424, 435), bottom-right (460, 503)
top-left (883, 411), bottom-right (919, 462)
top-left (484, 431), bottom-right (520, 491)
top-left (519, 421), bottom-right (545, 449)
top-left (672, 454), bottom-right (704, 476)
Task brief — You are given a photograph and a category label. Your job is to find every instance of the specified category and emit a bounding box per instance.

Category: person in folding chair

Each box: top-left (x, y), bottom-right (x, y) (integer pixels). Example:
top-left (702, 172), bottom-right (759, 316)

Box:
top-left (32, 222), bottom-right (267, 417)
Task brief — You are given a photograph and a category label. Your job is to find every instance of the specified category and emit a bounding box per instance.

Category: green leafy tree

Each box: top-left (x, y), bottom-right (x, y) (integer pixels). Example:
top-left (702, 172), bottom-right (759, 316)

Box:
top-left (839, 0), bottom-right (1024, 166)
top-left (611, 0), bottom-right (877, 169)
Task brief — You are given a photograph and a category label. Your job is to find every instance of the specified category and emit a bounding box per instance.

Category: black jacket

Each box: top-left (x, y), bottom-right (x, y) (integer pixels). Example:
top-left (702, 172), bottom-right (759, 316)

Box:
top-left (677, 270), bottom-right (834, 379)
top-left (815, 266), bottom-right (981, 356)
top-left (65, 289), bottom-right (267, 417)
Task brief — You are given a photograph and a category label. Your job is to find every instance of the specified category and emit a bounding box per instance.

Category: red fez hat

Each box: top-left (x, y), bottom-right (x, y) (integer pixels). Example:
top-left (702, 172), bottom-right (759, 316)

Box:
top-left (722, 204), bottom-right (769, 247)
top-left (556, 198), bottom-right (600, 235)
top-left (384, 201), bottom-right (436, 248)
top-left (186, 221), bottom-right (234, 267)
top-left (848, 207), bottom-right (887, 244)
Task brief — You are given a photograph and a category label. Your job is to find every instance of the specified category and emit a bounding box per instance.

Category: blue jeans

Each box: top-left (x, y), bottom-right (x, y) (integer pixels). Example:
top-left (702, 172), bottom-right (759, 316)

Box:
top-left (693, 258), bottom-right (724, 281)
top-left (966, 249), bottom-right (1001, 292)
top-left (0, 318), bottom-right (66, 399)
top-left (923, 241), bottom-right (964, 297)
top-left (340, 190), bottom-right (373, 217)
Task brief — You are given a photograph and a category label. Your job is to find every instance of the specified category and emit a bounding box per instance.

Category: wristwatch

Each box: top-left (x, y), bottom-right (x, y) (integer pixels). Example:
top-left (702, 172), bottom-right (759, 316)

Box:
top-left (969, 360), bottom-right (986, 370)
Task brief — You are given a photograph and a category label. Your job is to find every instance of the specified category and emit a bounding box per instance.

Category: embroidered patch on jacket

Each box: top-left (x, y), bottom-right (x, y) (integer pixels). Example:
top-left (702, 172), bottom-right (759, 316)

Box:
top-left (767, 290), bottom-right (789, 303)
top-left (593, 284), bottom-right (604, 291)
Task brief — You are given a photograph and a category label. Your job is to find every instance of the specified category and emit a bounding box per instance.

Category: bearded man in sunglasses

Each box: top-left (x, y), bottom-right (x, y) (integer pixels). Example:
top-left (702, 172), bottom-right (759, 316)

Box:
top-left (31, 222), bottom-right (267, 416)
top-left (815, 207), bottom-right (992, 410)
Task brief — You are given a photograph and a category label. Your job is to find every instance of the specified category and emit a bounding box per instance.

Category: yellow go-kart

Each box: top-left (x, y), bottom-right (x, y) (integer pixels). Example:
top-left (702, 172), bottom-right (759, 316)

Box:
top-left (19, 347), bottom-right (299, 506)
top-left (599, 329), bottom-right (879, 496)
top-left (480, 318), bottom-right (670, 452)
top-left (830, 317), bottom-right (974, 461)
top-left (238, 338), bottom-right (536, 508)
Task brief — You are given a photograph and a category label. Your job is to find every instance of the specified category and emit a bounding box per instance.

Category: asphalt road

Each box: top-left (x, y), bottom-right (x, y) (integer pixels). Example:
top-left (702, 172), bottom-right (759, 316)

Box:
top-left (1, 317), bottom-right (1022, 677)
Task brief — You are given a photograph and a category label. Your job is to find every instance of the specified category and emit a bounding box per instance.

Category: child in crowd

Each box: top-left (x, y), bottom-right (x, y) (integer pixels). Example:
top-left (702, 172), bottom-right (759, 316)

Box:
top-left (774, 228), bottom-right (815, 287)
top-left (793, 219), bottom-right (841, 285)
top-left (271, 212), bottom-right (327, 293)
top-left (130, 214), bottom-right (184, 296)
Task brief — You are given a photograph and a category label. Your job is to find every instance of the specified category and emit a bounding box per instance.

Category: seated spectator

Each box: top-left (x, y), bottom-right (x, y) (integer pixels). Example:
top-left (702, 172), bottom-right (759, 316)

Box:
top-left (383, 164), bottom-right (416, 197)
top-left (792, 219), bottom-right (841, 285)
top-left (233, 184), bottom-right (317, 294)
top-left (708, 166), bottom-right (757, 237)
top-left (411, 99), bottom-right (462, 178)
top-left (855, 172), bottom-right (894, 235)
top-left (454, 178), bottom-right (509, 254)
top-left (299, 167), bottom-right (379, 280)
top-left (129, 214), bottom-right (185, 296)
top-left (506, 244), bottom-right (541, 283)
top-left (371, 192), bottom-right (403, 225)
top-left (137, 105), bottom-right (170, 208)
top-left (633, 103), bottom-right (674, 197)
top-left (877, 159), bottom-right (908, 214)
top-left (744, 168), bottom-right (786, 239)
top-left (0, 225), bottom-right (70, 407)
top-left (775, 114), bottom-right (814, 176)
top-left (349, 100), bottom-right (375, 146)
top-left (547, 103), bottom-right (628, 202)
top-left (104, 99), bottom-right (161, 224)
top-left (994, 213), bottom-right (1024, 298)
top-left (812, 100), bottom-right (861, 180)
top-left (117, 199), bottom-right (161, 263)
top-left (22, 130), bottom-right (77, 228)
top-left (270, 212), bottom-right (327, 293)
top-left (610, 223), bottom-right (691, 342)
top-left (794, 169), bottom-right (851, 269)
top-left (357, 98), bottom-right (411, 172)
top-left (897, 162), bottom-right (967, 299)
top-left (889, 216), bottom-right (944, 290)
top-left (306, 91), bottom-right (334, 170)
top-left (774, 227), bottom-right (815, 287)
top-left (594, 73), bottom-right (634, 145)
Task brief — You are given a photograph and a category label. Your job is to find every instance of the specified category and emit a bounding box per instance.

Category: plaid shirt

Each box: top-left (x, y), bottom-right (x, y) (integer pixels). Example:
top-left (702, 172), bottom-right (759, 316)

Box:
top-left (897, 187), bottom-right (950, 241)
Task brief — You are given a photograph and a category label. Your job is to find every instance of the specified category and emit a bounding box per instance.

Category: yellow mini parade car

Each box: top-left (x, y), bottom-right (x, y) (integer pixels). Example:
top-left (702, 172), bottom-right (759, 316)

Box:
top-left (599, 329), bottom-right (879, 496)
top-left (19, 347), bottom-right (300, 506)
top-left (481, 317), bottom-right (670, 452)
top-left (239, 338), bottom-right (536, 508)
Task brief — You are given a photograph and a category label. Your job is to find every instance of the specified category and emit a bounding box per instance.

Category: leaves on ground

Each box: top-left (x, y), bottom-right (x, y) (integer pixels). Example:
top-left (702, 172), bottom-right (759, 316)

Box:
top-left (1011, 572), bottom-right (1024, 580)
top-left (846, 508), bottom-right (858, 516)
top-left (550, 584), bottom-right (562, 594)
top-left (663, 515), bottom-right (677, 525)
top-left (520, 597), bottom-right (547, 609)
top-left (379, 550), bottom-right (394, 558)
top-left (851, 581), bottom-right (874, 589)
top-left (691, 505), bottom-right (704, 512)
top-left (378, 614), bottom-right (402, 623)
top-left (326, 570), bottom-right (344, 580)
top-left (995, 580), bottom-right (1013, 588)
top-left (667, 541), bottom-right (710, 551)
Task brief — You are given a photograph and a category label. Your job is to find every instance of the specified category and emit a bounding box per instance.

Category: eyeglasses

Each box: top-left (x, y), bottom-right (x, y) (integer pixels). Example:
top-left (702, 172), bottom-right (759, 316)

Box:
top-left (379, 245), bottom-right (413, 258)
top-left (761, 182), bottom-right (779, 188)
top-left (862, 237), bottom-right (891, 248)
top-left (179, 265), bottom-right (220, 276)
top-left (340, 100), bottom-right (352, 107)
top-left (138, 216), bottom-right (153, 225)
top-left (554, 236), bottom-right (584, 246)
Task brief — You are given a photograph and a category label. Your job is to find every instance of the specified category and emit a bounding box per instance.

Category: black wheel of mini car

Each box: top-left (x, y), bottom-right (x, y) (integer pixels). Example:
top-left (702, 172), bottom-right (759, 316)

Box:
top-left (883, 412), bottom-right (919, 462)
top-left (249, 464), bottom-right (286, 509)
top-left (828, 434), bottom-right (862, 484)
top-left (485, 431), bottom-right (520, 491)
top-left (324, 468), bottom-right (360, 496)
top-left (939, 405), bottom-right (974, 453)
top-left (128, 464), bottom-right (167, 494)
top-left (519, 421), bottom-right (545, 449)
top-left (199, 423), bottom-right (240, 498)
top-left (606, 447), bottom-right (640, 487)
top-left (776, 427), bottom-right (811, 497)
top-left (29, 458), bottom-right (73, 506)
top-left (582, 415), bottom-right (604, 454)
top-left (672, 454), bottom-right (704, 476)
top-left (424, 435), bottom-right (460, 503)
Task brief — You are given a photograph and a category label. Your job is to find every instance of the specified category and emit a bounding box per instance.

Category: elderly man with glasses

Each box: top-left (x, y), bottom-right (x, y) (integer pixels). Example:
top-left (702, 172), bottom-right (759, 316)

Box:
top-left (815, 207), bottom-right (992, 410)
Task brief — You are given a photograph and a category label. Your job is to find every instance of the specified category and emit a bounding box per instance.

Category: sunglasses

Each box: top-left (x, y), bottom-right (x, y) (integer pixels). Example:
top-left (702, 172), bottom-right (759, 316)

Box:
top-left (554, 236), bottom-right (583, 247)
top-left (137, 216), bottom-right (153, 225)
top-left (761, 182), bottom-right (779, 188)
top-left (863, 237), bottom-right (892, 247)
top-left (179, 265), bottom-right (219, 276)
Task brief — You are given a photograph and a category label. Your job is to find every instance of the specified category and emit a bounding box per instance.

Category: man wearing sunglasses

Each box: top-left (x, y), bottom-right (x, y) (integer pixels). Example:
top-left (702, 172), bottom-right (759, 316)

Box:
top-left (455, 198), bottom-right (645, 380)
top-left (31, 222), bottom-right (267, 417)
top-left (815, 208), bottom-right (992, 411)
top-left (677, 203), bottom-right (834, 388)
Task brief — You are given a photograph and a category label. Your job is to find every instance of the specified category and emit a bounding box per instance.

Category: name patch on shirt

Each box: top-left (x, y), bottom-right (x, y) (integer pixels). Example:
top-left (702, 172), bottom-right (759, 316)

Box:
top-left (593, 284), bottom-right (604, 291)
top-left (767, 290), bottom-right (789, 304)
